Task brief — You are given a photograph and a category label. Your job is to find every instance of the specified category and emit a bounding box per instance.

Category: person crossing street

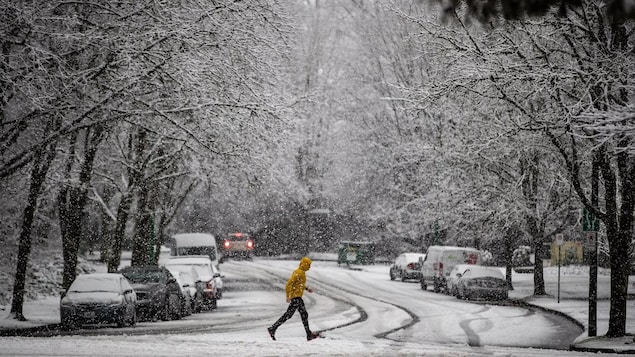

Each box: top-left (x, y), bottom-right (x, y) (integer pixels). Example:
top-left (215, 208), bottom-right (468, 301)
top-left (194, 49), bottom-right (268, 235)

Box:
top-left (267, 257), bottom-right (320, 341)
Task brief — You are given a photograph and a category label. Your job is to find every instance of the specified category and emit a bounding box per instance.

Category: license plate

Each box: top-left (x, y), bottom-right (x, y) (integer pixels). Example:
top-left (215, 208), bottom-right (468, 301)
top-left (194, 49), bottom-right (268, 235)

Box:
top-left (84, 311), bottom-right (96, 318)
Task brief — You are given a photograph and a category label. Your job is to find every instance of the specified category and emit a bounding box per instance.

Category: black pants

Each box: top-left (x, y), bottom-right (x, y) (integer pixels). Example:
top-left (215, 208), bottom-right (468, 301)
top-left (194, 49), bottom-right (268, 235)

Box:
top-left (270, 297), bottom-right (311, 336)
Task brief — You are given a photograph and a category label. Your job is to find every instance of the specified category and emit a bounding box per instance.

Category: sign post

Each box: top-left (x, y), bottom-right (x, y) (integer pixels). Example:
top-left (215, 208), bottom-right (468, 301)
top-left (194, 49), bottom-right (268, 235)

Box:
top-left (583, 207), bottom-right (600, 337)
top-left (555, 233), bottom-right (564, 303)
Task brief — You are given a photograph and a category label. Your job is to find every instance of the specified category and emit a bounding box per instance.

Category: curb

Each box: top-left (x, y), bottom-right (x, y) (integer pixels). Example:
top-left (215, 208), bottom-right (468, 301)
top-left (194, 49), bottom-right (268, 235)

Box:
top-left (506, 296), bottom-right (635, 354)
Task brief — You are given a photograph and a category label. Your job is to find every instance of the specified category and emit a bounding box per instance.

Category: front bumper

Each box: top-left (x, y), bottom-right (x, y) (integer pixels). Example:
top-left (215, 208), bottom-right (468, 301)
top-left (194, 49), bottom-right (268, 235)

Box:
top-left (61, 304), bottom-right (128, 326)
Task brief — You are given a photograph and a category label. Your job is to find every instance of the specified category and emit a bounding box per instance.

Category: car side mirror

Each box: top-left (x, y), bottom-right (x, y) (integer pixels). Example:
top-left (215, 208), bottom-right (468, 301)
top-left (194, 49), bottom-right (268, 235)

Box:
top-left (182, 283), bottom-right (190, 287)
top-left (213, 273), bottom-right (221, 278)
top-left (124, 289), bottom-right (133, 294)
top-left (456, 273), bottom-right (462, 278)
top-left (168, 277), bottom-right (176, 283)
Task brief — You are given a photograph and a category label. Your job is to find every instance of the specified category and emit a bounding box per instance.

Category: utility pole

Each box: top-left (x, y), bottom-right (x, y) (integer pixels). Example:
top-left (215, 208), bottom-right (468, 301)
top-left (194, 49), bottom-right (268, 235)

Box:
top-left (583, 207), bottom-right (600, 337)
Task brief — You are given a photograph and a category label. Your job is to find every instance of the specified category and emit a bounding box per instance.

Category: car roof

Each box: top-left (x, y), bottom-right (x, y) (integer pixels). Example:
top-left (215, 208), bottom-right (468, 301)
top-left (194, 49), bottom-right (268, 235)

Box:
top-left (165, 256), bottom-right (213, 265)
top-left (172, 233), bottom-right (216, 246)
top-left (462, 265), bottom-right (505, 279)
top-left (118, 265), bottom-right (164, 272)
top-left (75, 273), bottom-right (124, 280)
top-left (401, 253), bottom-right (426, 261)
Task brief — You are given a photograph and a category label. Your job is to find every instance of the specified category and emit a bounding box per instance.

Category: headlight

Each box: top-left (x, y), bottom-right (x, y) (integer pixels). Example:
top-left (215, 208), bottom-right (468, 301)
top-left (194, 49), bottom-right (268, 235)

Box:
top-left (109, 295), bottom-right (124, 306)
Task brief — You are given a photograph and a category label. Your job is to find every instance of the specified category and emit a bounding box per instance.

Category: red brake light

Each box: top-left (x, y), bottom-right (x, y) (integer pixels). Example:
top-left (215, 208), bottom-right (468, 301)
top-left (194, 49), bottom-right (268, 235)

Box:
top-left (407, 263), bottom-right (416, 270)
top-left (233, 232), bottom-right (243, 238)
top-left (247, 239), bottom-right (253, 248)
top-left (206, 281), bottom-right (215, 290)
top-left (224, 240), bottom-right (230, 248)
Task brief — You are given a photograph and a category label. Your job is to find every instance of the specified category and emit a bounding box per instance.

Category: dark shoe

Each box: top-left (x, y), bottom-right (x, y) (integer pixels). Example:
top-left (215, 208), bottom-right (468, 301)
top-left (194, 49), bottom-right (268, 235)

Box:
top-left (307, 331), bottom-right (320, 341)
top-left (267, 327), bottom-right (276, 341)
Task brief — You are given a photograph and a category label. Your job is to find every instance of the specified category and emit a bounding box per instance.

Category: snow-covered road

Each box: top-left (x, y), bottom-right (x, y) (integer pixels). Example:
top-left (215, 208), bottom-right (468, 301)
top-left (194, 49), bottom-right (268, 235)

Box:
top-left (0, 258), bottom-right (594, 356)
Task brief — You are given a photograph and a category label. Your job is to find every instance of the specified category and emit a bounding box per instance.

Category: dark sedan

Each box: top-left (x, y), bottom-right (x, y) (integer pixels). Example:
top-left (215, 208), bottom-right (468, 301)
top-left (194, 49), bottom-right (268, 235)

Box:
top-left (118, 266), bottom-right (183, 321)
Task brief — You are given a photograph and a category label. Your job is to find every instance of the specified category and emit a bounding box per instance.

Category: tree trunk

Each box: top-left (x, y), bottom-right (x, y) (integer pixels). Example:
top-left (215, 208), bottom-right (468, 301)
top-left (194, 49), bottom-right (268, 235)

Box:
top-left (606, 152), bottom-right (635, 337)
top-left (59, 127), bottom-right (104, 289)
top-left (131, 184), bottom-right (151, 266)
top-left (533, 239), bottom-right (546, 295)
top-left (504, 229), bottom-right (514, 290)
top-left (107, 128), bottom-right (145, 272)
top-left (10, 144), bottom-right (56, 320)
top-left (107, 194), bottom-right (133, 272)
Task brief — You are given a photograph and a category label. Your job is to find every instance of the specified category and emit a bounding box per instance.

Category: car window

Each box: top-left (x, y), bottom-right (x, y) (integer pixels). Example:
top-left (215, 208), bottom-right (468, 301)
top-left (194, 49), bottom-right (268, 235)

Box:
top-left (121, 271), bottom-right (166, 283)
top-left (120, 278), bottom-right (133, 291)
top-left (176, 247), bottom-right (217, 261)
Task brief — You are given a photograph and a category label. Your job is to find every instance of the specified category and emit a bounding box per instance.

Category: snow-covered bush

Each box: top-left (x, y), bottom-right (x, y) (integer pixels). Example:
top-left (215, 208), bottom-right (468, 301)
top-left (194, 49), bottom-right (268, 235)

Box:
top-left (480, 250), bottom-right (495, 266)
top-left (512, 245), bottom-right (532, 267)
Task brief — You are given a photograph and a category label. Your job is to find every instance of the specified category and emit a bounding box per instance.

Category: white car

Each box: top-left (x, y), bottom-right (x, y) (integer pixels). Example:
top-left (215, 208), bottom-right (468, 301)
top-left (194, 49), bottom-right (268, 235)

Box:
top-left (446, 264), bottom-right (473, 296)
top-left (420, 246), bottom-right (481, 292)
top-left (164, 256), bottom-right (224, 309)
top-left (389, 253), bottom-right (426, 282)
top-left (455, 265), bottom-right (508, 300)
top-left (166, 269), bottom-right (193, 317)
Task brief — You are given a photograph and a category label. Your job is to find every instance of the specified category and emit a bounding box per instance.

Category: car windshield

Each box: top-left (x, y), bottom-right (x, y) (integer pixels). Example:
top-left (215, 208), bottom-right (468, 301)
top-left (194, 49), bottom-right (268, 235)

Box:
top-left (122, 271), bottom-right (165, 283)
top-left (464, 267), bottom-right (504, 280)
top-left (176, 247), bottom-right (216, 260)
top-left (69, 276), bottom-right (120, 293)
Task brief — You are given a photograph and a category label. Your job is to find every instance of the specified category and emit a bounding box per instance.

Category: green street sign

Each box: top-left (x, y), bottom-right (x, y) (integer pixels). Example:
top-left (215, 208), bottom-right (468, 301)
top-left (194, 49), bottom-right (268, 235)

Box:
top-left (582, 207), bottom-right (600, 231)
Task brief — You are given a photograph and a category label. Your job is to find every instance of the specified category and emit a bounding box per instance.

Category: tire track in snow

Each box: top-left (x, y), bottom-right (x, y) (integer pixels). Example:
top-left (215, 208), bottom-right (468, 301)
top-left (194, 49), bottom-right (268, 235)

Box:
top-left (248, 260), bottom-right (418, 340)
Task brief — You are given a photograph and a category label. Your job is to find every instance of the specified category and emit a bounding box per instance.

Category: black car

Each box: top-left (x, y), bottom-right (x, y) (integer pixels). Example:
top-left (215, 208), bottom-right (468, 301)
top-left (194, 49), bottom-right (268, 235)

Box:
top-left (118, 266), bottom-right (183, 321)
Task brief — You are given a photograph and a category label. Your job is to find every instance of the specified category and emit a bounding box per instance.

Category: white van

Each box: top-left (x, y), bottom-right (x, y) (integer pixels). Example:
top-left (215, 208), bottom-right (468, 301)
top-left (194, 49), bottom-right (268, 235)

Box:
top-left (420, 245), bottom-right (481, 293)
top-left (170, 233), bottom-right (220, 267)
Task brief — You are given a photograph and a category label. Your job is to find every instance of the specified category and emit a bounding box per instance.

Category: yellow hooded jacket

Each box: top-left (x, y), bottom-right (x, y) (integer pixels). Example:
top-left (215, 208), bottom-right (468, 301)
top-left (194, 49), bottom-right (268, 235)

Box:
top-left (285, 257), bottom-right (312, 300)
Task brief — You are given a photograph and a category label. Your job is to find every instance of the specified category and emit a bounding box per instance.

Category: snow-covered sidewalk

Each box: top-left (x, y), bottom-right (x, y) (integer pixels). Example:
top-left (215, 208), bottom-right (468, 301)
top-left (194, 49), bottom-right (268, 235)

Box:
top-left (509, 265), bottom-right (635, 354)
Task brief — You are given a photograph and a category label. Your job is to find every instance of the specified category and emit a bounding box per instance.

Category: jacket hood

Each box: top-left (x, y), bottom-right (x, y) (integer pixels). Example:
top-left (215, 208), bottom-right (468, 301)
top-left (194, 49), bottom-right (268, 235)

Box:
top-left (299, 257), bottom-right (312, 271)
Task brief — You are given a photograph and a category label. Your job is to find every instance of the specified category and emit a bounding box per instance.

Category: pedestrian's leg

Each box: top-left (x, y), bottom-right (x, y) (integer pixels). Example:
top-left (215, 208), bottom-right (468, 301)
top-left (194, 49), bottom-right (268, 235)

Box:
top-left (297, 298), bottom-right (313, 338)
top-left (270, 298), bottom-right (300, 333)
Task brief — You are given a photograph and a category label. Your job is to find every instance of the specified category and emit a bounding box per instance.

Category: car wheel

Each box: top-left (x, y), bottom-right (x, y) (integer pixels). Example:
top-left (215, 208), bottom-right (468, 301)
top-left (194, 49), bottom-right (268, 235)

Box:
top-left (161, 299), bottom-right (171, 321)
top-left (420, 279), bottom-right (427, 290)
top-left (209, 298), bottom-right (217, 310)
top-left (433, 279), bottom-right (440, 293)
top-left (389, 270), bottom-right (396, 281)
top-left (117, 311), bottom-right (127, 328)
top-left (61, 317), bottom-right (77, 330)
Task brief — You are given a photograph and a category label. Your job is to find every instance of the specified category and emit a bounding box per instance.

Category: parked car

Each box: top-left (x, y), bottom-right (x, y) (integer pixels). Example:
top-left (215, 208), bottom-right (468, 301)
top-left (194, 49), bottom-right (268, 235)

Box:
top-left (211, 263), bottom-right (224, 299)
top-left (420, 246), bottom-right (481, 292)
top-left (167, 269), bottom-right (193, 317)
top-left (170, 233), bottom-right (220, 267)
top-left (164, 256), bottom-right (223, 310)
top-left (446, 264), bottom-right (473, 296)
top-left (166, 266), bottom-right (203, 314)
top-left (118, 266), bottom-right (182, 321)
top-left (389, 253), bottom-right (426, 282)
top-left (220, 232), bottom-right (254, 261)
top-left (60, 273), bottom-right (137, 329)
top-left (455, 265), bottom-right (508, 300)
